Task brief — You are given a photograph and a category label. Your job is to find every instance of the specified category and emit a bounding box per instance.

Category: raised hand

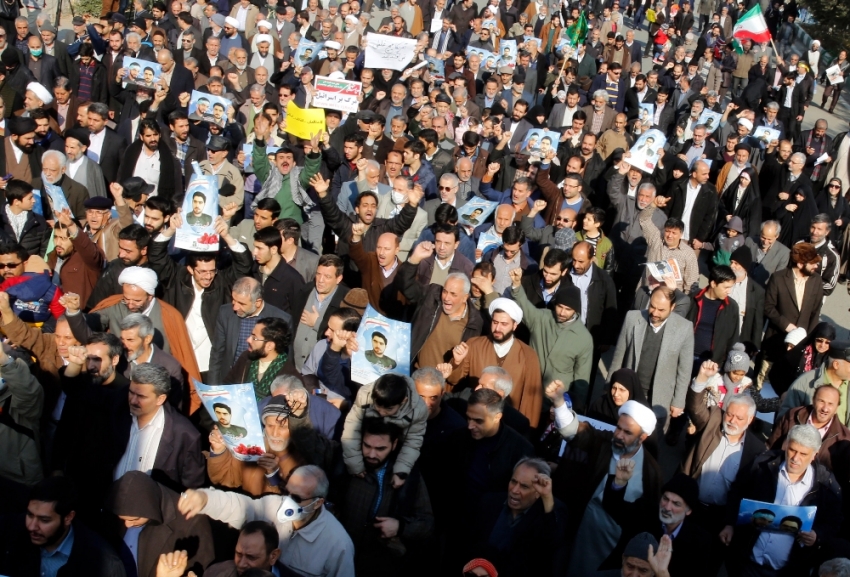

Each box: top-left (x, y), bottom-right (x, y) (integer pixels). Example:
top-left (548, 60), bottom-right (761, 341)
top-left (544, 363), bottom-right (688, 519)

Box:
top-left (698, 360), bottom-right (719, 380)
top-left (286, 388), bottom-right (308, 416)
top-left (177, 489), bottom-right (208, 519)
top-left (309, 173), bottom-right (330, 197)
top-left (409, 241), bottom-right (434, 264)
top-left (487, 163), bottom-right (501, 176)
top-left (719, 525), bottom-right (734, 546)
top-left (452, 342), bottom-right (468, 365)
top-left (435, 362), bottom-right (453, 380)
top-left (222, 202), bottom-right (239, 221)
top-left (310, 131), bottom-right (321, 151)
top-left (544, 380), bottom-right (566, 406)
top-left (356, 158), bottom-right (368, 173)
top-left (648, 534), bottom-right (673, 576)
top-left (350, 222), bottom-right (366, 241)
top-left (531, 199), bottom-right (547, 215)
top-left (654, 196), bottom-right (669, 208)
top-left (208, 426), bottom-right (226, 454)
top-left (66, 345), bottom-right (87, 367)
top-left (407, 183), bottom-right (424, 206)
top-left (531, 473), bottom-right (553, 498)
top-left (59, 292), bottom-right (81, 315)
top-left (0, 291), bottom-right (9, 313)
top-left (613, 457), bottom-right (636, 486)
top-left (508, 267), bottom-right (523, 288)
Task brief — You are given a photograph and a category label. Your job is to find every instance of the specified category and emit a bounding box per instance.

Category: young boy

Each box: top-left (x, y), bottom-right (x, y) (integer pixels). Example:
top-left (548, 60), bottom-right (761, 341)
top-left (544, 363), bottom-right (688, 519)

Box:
top-left (341, 373), bottom-right (427, 487)
top-left (576, 207), bottom-right (613, 270)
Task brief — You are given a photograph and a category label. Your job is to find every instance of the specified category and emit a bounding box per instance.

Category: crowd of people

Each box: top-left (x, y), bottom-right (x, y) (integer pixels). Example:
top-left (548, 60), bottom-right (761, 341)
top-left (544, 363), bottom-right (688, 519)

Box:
top-left (0, 0), bottom-right (849, 576)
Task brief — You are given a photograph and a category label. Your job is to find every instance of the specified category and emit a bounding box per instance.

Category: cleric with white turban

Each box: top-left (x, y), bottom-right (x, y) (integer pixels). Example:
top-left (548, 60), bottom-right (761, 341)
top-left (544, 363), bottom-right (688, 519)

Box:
top-left (26, 82), bottom-right (53, 108)
top-left (488, 297), bottom-right (523, 324)
top-left (118, 266), bottom-right (158, 296)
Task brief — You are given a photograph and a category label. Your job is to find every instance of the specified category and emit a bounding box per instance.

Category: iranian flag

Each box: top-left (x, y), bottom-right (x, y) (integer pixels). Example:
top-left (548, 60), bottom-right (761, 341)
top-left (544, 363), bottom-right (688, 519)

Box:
top-left (732, 4), bottom-right (771, 44)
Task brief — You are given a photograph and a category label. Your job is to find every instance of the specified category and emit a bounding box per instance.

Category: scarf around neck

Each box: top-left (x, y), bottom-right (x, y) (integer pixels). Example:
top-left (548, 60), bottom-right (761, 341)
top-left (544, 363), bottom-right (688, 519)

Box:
top-left (249, 353), bottom-right (288, 401)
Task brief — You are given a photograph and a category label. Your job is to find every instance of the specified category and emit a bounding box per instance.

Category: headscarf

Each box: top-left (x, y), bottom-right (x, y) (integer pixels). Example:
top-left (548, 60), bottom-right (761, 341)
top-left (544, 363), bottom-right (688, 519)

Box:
top-left (586, 368), bottom-right (648, 425)
top-left (789, 321), bottom-right (837, 375)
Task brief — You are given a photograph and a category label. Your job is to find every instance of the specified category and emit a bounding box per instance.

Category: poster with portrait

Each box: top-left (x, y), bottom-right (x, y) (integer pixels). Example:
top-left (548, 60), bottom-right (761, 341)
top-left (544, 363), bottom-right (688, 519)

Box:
top-left (624, 129), bottom-right (667, 174)
top-left (737, 499), bottom-right (816, 534)
top-left (188, 90), bottom-right (231, 128)
top-left (195, 380), bottom-right (266, 462)
top-left (476, 231), bottom-right (501, 262)
top-left (43, 180), bottom-right (70, 216)
top-left (122, 56), bottom-right (162, 89)
top-left (753, 126), bottom-right (781, 147)
top-left (364, 33), bottom-right (416, 71)
top-left (426, 56), bottom-right (445, 84)
top-left (466, 46), bottom-right (498, 73)
top-left (523, 36), bottom-right (540, 51)
top-left (352, 305), bottom-right (411, 385)
top-left (175, 162), bottom-right (220, 251)
top-left (555, 36), bottom-right (574, 58)
top-left (638, 103), bottom-right (654, 129)
top-left (520, 128), bottom-right (560, 157)
top-left (698, 109), bottom-right (722, 134)
top-left (458, 197), bottom-right (498, 230)
top-left (242, 143), bottom-right (279, 173)
top-left (499, 39), bottom-right (517, 68)
top-left (826, 64), bottom-right (844, 85)
top-left (295, 39), bottom-right (324, 65)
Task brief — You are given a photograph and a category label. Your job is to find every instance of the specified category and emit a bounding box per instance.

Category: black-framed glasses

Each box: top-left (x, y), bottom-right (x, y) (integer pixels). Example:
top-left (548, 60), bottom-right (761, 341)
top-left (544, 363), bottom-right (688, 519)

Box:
top-left (0, 262), bottom-right (21, 269)
top-left (439, 185), bottom-right (455, 191)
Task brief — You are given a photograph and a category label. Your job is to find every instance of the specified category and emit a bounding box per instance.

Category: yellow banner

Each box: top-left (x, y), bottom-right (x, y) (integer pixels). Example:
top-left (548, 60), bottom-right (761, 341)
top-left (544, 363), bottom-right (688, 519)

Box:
top-left (285, 101), bottom-right (326, 140)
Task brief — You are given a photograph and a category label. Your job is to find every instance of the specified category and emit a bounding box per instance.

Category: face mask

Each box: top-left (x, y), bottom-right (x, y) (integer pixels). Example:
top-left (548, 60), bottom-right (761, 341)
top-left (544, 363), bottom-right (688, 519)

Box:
top-left (30, 48), bottom-right (42, 57)
top-left (391, 191), bottom-right (407, 205)
top-left (277, 495), bottom-right (316, 523)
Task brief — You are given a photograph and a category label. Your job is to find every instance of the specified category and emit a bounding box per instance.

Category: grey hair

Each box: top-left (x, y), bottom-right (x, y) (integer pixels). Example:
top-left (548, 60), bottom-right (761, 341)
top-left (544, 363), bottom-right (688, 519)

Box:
top-left (126, 32), bottom-right (141, 44)
top-left (445, 272), bottom-right (471, 295)
top-left (787, 424), bottom-right (823, 452)
top-left (159, 49), bottom-right (173, 61)
top-left (692, 123), bottom-right (708, 133)
top-left (286, 6), bottom-right (295, 15)
top-left (412, 367), bottom-right (445, 390)
top-left (119, 313), bottom-right (155, 340)
top-left (766, 101), bottom-right (780, 111)
top-left (513, 456), bottom-right (551, 477)
top-left (452, 86), bottom-right (468, 99)
top-left (637, 182), bottom-right (657, 196)
top-left (54, 76), bottom-right (71, 90)
top-left (820, 558), bottom-right (850, 577)
top-left (812, 213), bottom-right (833, 229)
top-left (131, 363), bottom-right (171, 397)
top-left (761, 220), bottom-right (781, 234)
top-left (42, 150), bottom-right (67, 169)
top-left (184, 57), bottom-right (198, 67)
top-left (270, 374), bottom-right (306, 395)
top-left (249, 83), bottom-right (265, 94)
top-left (15, 16), bottom-right (28, 25)
top-left (233, 276), bottom-right (262, 301)
top-left (481, 366), bottom-right (513, 397)
top-left (88, 102), bottom-right (110, 119)
top-left (291, 32), bottom-right (302, 42)
top-left (365, 159), bottom-right (381, 172)
top-left (440, 173), bottom-right (459, 187)
top-left (592, 89), bottom-right (609, 103)
top-left (394, 175), bottom-right (414, 190)
top-left (790, 152), bottom-right (807, 165)
top-left (724, 392), bottom-right (756, 417)
top-left (294, 464), bottom-right (330, 498)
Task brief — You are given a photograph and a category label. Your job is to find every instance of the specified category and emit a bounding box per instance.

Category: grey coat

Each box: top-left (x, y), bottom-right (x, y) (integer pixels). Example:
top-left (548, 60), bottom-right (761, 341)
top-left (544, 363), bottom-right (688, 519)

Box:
top-left (289, 247), bottom-right (319, 284)
top-left (778, 365), bottom-right (849, 423)
top-left (745, 236), bottom-right (791, 288)
top-left (610, 309), bottom-right (695, 418)
top-left (0, 358), bottom-right (43, 486)
top-left (606, 172), bottom-right (667, 278)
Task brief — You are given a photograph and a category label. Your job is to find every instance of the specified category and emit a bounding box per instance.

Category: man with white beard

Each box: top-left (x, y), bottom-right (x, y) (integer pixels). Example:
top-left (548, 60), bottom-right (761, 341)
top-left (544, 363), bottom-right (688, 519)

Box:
top-left (64, 127), bottom-right (107, 200)
top-left (118, 313), bottom-right (184, 409)
top-left (681, 370), bottom-right (765, 575)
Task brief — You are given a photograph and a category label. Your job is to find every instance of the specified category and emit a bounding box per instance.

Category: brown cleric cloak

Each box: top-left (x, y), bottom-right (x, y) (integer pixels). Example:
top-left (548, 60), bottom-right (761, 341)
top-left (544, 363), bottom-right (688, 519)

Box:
top-left (91, 294), bottom-right (203, 415)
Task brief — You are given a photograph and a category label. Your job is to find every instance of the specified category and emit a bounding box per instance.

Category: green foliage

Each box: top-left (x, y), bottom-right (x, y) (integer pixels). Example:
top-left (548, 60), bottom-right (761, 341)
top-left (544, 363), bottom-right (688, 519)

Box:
top-left (70, 0), bottom-right (106, 18)
top-left (803, 0), bottom-right (850, 44)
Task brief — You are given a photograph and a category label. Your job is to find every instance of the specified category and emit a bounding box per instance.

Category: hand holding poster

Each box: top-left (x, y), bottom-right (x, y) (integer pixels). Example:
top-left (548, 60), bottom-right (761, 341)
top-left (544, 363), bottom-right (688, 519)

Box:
top-left (364, 33), bottom-right (417, 71)
top-left (175, 161), bottom-right (220, 251)
top-left (195, 380), bottom-right (266, 462)
top-left (476, 231), bottom-right (502, 262)
top-left (313, 76), bottom-right (362, 114)
top-left (737, 498), bottom-right (816, 534)
top-left (624, 129), bottom-right (666, 174)
top-left (458, 198), bottom-right (499, 229)
top-left (43, 179), bottom-right (70, 216)
top-left (351, 305), bottom-right (412, 385)
top-left (121, 56), bottom-right (162, 89)
top-left (285, 101), bottom-right (326, 140)
top-left (188, 90), bottom-right (232, 127)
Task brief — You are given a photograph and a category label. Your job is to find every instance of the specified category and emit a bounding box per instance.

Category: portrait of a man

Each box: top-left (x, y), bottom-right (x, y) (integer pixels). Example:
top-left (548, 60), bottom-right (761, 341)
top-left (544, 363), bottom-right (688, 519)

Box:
top-left (364, 331), bottom-right (397, 370)
top-left (212, 102), bottom-right (226, 125)
top-left (213, 402), bottom-right (248, 438)
top-left (186, 191), bottom-right (213, 226)
top-left (143, 67), bottom-right (156, 87)
top-left (128, 63), bottom-right (141, 82)
top-left (463, 207), bottom-right (484, 225)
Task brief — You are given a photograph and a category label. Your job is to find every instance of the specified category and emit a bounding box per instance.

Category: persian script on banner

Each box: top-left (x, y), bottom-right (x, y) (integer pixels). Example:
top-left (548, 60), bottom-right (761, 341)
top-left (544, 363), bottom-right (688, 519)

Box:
top-left (364, 33), bottom-right (417, 71)
top-left (285, 101), bottom-right (327, 140)
top-left (312, 76), bottom-right (362, 114)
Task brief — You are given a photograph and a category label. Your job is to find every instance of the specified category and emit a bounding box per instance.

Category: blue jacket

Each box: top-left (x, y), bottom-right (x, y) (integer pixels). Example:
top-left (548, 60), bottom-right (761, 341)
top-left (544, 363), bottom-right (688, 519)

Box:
top-left (478, 180), bottom-right (546, 228)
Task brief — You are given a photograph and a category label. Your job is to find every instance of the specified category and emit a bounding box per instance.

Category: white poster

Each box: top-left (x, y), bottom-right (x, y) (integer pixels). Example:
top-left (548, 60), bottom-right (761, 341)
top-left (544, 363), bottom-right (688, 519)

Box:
top-left (364, 33), bottom-right (417, 71)
top-left (313, 76), bottom-right (362, 114)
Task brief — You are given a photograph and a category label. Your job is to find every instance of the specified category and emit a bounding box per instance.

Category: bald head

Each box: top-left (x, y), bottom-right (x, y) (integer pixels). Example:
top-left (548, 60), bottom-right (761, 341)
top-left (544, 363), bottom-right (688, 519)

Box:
top-left (572, 241), bottom-right (594, 274)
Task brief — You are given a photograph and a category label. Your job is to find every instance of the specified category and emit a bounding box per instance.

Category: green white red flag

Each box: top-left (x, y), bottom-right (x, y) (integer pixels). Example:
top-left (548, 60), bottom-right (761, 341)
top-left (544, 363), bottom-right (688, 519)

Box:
top-left (732, 4), bottom-right (772, 45)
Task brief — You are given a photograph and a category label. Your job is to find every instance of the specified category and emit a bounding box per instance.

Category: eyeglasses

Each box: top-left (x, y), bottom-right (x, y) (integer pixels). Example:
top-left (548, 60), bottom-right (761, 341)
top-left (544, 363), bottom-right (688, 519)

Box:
top-left (829, 184), bottom-right (841, 189)
top-left (0, 262), bottom-right (21, 269)
top-left (247, 335), bottom-right (267, 342)
top-left (439, 185), bottom-right (455, 191)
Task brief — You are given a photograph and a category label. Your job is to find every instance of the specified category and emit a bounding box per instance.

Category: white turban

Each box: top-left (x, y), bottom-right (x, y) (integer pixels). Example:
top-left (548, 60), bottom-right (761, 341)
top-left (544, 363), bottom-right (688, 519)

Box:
top-left (489, 297), bottom-right (523, 324)
top-left (345, 14), bottom-right (358, 23)
top-left (738, 118), bottom-right (753, 131)
top-left (118, 266), bottom-right (159, 296)
top-left (618, 400), bottom-right (657, 436)
top-left (224, 16), bottom-right (240, 28)
top-left (255, 33), bottom-right (273, 45)
top-left (27, 82), bottom-right (53, 105)
top-left (256, 19), bottom-right (272, 30)
top-left (324, 40), bottom-right (342, 50)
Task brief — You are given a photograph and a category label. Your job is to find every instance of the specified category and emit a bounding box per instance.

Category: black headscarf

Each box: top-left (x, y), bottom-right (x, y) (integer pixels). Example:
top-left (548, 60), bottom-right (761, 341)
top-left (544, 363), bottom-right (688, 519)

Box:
top-left (777, 184), bottom-right (818, 247)
top-left (788, 321), bottom-right (837, 376)
top-left (586, 368), bottom-right (649, 425)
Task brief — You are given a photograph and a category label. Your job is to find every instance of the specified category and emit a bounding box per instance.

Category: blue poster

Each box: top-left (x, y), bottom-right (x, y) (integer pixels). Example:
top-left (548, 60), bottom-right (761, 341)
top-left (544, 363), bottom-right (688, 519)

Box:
top-left (242, 143), bottom-right (278, 173)
top-left (626, 129), bottom-right (667, 174)
top-left (175, 161), bottom-right (220, 252)
top-left (458, 197), bottom-right (498, 230)
top-left (426, 56), bottom-right (445, 83)
top-left (698, 109), bottom-right (722, 134)
top-left (351, 305), bottom-right (411, 385)
top-left (499, 39), bottom-right (517, 68)
top-left (520, 128), bottom-right (560, 156)
top-left (122, 56), bottom-right (162, 89)
top-left (466, 46), bottom-right (498, 72)
top-left (737, 499), bottom-right (816, 534)
top-left (476, 230), bottom-right (501, 262)
top-left (188, 90), bottom-right (232, 127)
top-left (195, 380), bottom-right (266, 462)
top-left (295, 39), bottom-right (324, 65)
top-left (43, 180), bottom-right (70, 216)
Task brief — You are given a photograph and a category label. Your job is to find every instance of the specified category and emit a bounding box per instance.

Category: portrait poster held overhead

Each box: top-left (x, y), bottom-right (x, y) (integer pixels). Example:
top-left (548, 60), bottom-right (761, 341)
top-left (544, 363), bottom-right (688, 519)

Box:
top-left (312, 76), bottom-right (362, 114)
top-left (499, 39), bottom-right (517, 68)
top-left (476, 231), bottom-right (501, 263)
top-left (242, 143), bottom-right (279, 173)
top-left (285, 102), bottom-right (326, 140)
top-left (175, 162), bottom-right (220, 252)
top-left (520, 128), bottom-right (560, 157)
top-left (188, 90), bottom-right (231, 128)
top-left (698, 109), bottom-right (722, 134)
top-left (458, 197), bottom-right (498, 231)
top-left (425, 56), bottom-right (445, 83)
top-left (466, 46), bottom-right (498, 72)
top-left (43, 180), bottom-right (70, 217)
top-left (195, 380), bottom-right (266, 462)
top-left (753, 126), bottom-right (781, 146)
top-left (295, 39), bottom-right (324, 65)
top-left (121, 56), bottom-right (162, 89)
top-left (624, 129), bottom-right (667, 173)
top-left (737, 498), bottom-right (816, 534)
top-left (364, 33), bottom-right (417, 71)
top-left (351, 305), bottom-right (411, 385)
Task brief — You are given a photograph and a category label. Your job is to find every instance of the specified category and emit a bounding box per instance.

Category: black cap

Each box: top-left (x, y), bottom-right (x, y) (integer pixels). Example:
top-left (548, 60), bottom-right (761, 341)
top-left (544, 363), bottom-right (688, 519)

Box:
top-left (324, 109), bottom-right (342, 118)
top-left (121, 176), bottom-right (155, 199)
top-left (435, 93), bottom-right (452, 104)
top-left (133, 17), bottom-right (147, 29)
top-left (513, 72), bottom-right (527, 84)
top-left (64, 127), bottom-right (90, 148)
top-left (206, 135), bottom-right (229, 151)
top-left (84, 196), bottom-right (114, 209)
top-left (72, 15), bottom-right (86, 25)
top-left (553, 285), bottom-right (582, 315)
top-left (275, 4), bottom-right (287, 13)
top-left (730, 246), bottom-right (753, 271)
top-left (110, 13), bottom-right (127, 24)
top-left (1, 49), bottom-right (18, 68)
top-left (448, 71), bottom-right (464, 80)
top-left (8, 117), bottom-right (35, 136)
top-left (828, 341), bottom-right (850, 361)
top-left (357, 110), bottom-right (377, 122)
top-left (661, 472), bottom-right (700, 510)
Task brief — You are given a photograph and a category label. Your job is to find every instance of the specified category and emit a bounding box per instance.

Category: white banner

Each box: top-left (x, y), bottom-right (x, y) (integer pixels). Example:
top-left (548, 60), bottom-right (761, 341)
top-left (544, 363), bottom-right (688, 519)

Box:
top-left (364, 33), bottom-right (417, 71)
top-left (312, 76), bottom-right (362, 114)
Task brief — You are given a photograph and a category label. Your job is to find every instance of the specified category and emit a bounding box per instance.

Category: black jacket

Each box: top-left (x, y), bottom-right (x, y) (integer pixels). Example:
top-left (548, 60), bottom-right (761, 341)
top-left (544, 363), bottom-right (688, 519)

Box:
top-left (93, 128), bottom-right (127, 186)
top-left (116, 139), bottom-right (182, 203)
top-left (728, 451), bottom-right (843, 577)
top-left (685, 289), bottom-right (741, 363)
top-left (162, 133), bottom-right (207, 193)
top-left (251, 258), bottom-right (306, 315)
top-left (0, 207), bottom-right (49, 258)
top-left (663, 178), bottom-right (719, 243)
top-left (565, 264), bottom-right (618, 346)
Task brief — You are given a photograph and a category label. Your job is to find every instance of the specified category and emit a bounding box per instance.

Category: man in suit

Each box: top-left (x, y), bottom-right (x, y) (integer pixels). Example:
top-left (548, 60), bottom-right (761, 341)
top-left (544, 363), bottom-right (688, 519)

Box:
top-left (728, 247), bottom-right (766, 352)
top-left (208, 277), bottom-right (292, 385)
top-left (745, 220), bottom-right (791, 288)
top-left (776, 72), bottom-right (806, 143)
top-left (669, 124), bottom-right (717, 167)
top-left (156, 49), bottom-right (195, 100)
top-left (663, 160), bottom-right (718, 254)
top-left (760, 242), bottom-right (824, 387)
top-left (336, 160), bottom-right (392, 217)
top-left (797, 119), bottom-right (833, 193)
top-left (610, 286), bottom-right (695, 432)
top-left (500, 98), bottom-right (533, 151)
top-left (624, 74), bottom-right (657, 121)
top-left (86, 102), bottom-right (126, 187)
top-left (652, 87), bottom-right (676, 137)
top-left (589, 62), bottom-right (628, 112)
top-left (424, 173), bottom-right (467, 224)
top-left (119, 313), bottom-right (184, 409)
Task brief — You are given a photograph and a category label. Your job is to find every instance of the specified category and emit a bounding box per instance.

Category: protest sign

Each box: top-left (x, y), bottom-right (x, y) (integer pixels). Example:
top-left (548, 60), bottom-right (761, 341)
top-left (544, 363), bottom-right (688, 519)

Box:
top-left (122, 57), bottom-right (162, 89)
top-left (188, 91), bottom-right (231, 127)
top-left (645, 259), bottom-right (682, 283)
top-left (364, 33), bottom-right (417, 71)
top-left (242, 143), bottom-right (279, 172)
top-left (624, 129), bottom-right (666, 173)
top-left (426, 56), bottom-right (445, 83)
top-left (285, 101), bottom-right (326, 140)
top-left (175, 162), bottom-right (220, 252)
top-left (352, 305), bottom-right (411, 385)
top-left (737, 499), bottom-right (816, 534)
top-left (637, 103), bottom-right (654, 130)
top-left (521, 128), bottom-right (560, 156)
top-left (195, 380), bottom-right (266, 462)
top-left (827, 64), bottom-right (844, 85)
top-left (466, 46), bottom-right (498, 72)
top-left (476, 231), bottom-right (502, 262)
top-left (698, 109), bottom-right (722, 134)
top-left (753, 126), bottom-right (781, 146)
top-left (43, 180), bottom-right (70, 216)
top-left (313, 76), bottom-right (362, 114)
top-left (295, 40), bottom-right (324, 65)
top-left (459, 197), bottom-right (498, 230)
top-left (499, 39), bottom-right (517, 68)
